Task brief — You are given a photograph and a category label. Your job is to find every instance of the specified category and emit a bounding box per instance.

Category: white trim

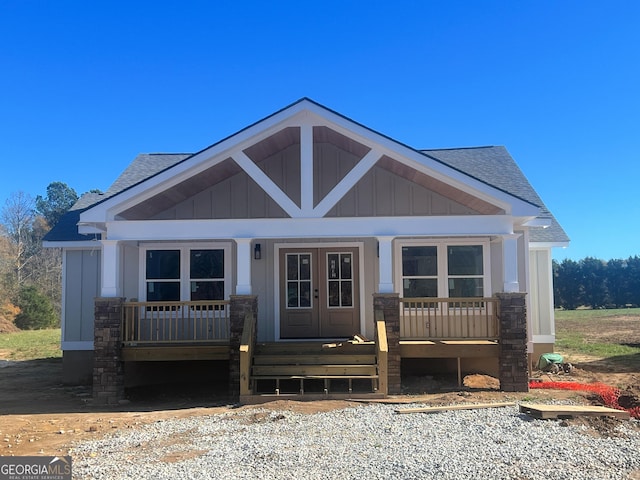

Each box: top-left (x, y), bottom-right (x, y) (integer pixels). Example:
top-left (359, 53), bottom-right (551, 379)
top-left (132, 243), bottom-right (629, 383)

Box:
top-left (300, 122), bottom-right (314, 214)
top-left (62, 341), bottom-right (94, 351)
top-left (273, 241), bottom-right (365, 341)
top-left (523, 218), bottom-right (551, 227)
top-left (61, 250), bottom-right (68, 346)
top-left (532, 334), bottom-right (555, 344)
top-left (304, 109), bottom-right (539, 217)
top-left (313, 147), bottom-right (383, 217)
top-left (501, 234), bottom-right (520, 293)
top-left (232, 150), bottom-right (301, 217)
top-left (105, 215), bottom-right (516, 241)
top-left (235, 238), bottom-right (252, 295)
top-left (101, 240), bottom-right (121, 297)
top-left (530, 242), bottom-right (570, 249)
top-left (79, 100), bottom-right (540, 225)
top-left (394, 238), bottom-right (492, 298)
top-left (376, 236), bottom-right (395, 293)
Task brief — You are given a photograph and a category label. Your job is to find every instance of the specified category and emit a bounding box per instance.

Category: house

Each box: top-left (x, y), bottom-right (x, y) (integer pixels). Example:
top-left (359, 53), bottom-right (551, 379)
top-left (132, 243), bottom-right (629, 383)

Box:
top-left (43, 98), bottom-right (569, 404)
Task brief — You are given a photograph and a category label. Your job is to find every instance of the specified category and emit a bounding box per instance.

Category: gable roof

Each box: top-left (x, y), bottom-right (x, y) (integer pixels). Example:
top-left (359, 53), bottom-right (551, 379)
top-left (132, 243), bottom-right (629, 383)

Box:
top-left (424, 146), bottom-right (569, 244)
top-left (43, 154), bottom-right (191, 242)
top-left (43, 99), bottom-right (568, 245)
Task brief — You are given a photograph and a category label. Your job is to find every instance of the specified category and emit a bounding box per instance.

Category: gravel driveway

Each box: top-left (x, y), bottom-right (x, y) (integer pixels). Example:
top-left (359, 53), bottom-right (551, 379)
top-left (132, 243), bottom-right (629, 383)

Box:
top-left (72, 403), bottom-right (640, 480)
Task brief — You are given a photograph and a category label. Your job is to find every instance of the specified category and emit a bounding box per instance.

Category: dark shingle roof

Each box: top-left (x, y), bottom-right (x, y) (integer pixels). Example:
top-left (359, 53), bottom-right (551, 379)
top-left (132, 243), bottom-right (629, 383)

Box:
top-left (44, 143), bottom-right (568, 245)
top-left (43, 154), bottom-right (190, 242)
top-left (422, 146), bottom-right (569, 243)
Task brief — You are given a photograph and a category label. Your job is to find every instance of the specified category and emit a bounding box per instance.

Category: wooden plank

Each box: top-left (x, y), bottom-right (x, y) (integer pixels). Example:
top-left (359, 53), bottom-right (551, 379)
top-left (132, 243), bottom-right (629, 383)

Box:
top-left (519, 403), bottom-right (630, 420)
top-left (254, 345), bottom-right (376, 356)
top-left (253, 354), bottom-right (377, 365)
top-left (396, 402), bottom-right (515, 414)
top-left (251, 375), bottom-right (378, 380)
top-left (399, 340), bottom-right (499, 358)
top-left (251, 364), bottom-right (377, 376)
top-left (122, 346), bottom-right (230, 362)
top-left (376, 320), bottom-right (388, 396)
top-left (239, 392), bottom-right (387, 404)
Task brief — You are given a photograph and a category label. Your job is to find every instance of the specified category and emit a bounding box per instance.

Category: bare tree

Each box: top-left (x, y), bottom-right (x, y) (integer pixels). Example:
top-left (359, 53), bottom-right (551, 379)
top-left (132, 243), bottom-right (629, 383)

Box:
top-left (1, 191), bottom-right (36, 298)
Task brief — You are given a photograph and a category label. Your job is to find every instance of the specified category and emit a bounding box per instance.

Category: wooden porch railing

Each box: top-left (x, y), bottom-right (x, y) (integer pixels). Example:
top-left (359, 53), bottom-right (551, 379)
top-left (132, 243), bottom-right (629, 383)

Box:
top-left (122, 300), bottom-right (230, 345)
top-left (374, 310), bottom-right (388, 395)
top-left (239, 311), bottom-right (257, 396)
top-left (400, 297), bottom-right (499, 341)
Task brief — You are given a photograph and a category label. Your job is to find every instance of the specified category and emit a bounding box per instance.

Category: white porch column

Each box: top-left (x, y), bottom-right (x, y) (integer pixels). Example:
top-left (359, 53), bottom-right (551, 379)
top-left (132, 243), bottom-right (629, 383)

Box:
top-left (377, 236), bottom-right (395, 293)
top-left (235, 239), bottom-right (253, 295)
top-left (502, 234), bottom-right (521, 293)
top-left (100, 240), bottom-right (121, 297)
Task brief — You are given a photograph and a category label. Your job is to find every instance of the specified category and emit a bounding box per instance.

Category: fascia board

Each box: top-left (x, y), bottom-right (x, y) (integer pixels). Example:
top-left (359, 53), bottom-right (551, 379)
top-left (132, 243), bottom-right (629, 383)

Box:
top-left (523, 218), bottom-right (552, 228)
top-left (43, 240), bottom-right (102, 249)
top-left (105, 215), bottom-right (515, 241)
top-left (80, 98), bottom-right (537, 222)
top-left (530, 242), bottom-right (570, 249)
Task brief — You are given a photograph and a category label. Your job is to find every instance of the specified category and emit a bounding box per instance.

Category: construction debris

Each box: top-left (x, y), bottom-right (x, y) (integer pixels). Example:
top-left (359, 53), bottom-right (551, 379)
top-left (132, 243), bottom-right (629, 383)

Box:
top-left (395, 402), bottom-right (515, 414)
top-left (519, 403), bottom-right (630, 420)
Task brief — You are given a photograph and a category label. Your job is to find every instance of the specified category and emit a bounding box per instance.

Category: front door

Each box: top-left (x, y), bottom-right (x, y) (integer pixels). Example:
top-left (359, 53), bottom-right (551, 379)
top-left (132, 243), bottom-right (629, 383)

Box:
top-left (280, 247), bottom-right (360, 338)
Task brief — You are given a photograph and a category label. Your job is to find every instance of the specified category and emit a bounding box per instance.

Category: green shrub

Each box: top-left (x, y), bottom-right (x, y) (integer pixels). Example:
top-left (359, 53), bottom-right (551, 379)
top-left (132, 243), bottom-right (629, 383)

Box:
top-left (14, 285), bottom-right (58, 330)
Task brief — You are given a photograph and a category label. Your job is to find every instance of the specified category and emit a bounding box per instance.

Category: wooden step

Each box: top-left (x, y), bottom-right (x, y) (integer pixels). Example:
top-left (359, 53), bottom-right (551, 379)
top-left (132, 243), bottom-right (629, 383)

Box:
top-left (251, 364), bottom-right (378, 377)
top-left (240, 392), bottom-right (387, 404)
top-left (254, 342), bottom-right (375, 356)
top-left (252, 354), bottom-right (377, 365)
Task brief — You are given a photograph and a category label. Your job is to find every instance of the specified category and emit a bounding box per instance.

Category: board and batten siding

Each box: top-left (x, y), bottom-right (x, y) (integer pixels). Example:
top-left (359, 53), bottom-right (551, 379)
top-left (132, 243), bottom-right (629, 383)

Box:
top-left (327, 164), bottom-right (480, 217)
top-left (529, 248), bottom-right (554, 338)
top-left (63, 249), bottom-right (101, 345)
top-left (251, 238), bottom-right (377, 342)
top-left (147, 141), bottom-right (481, 221)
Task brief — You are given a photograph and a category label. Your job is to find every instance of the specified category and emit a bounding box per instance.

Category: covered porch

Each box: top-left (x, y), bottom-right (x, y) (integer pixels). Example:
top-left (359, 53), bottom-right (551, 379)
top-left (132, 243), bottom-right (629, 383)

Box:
top-left (92, 292), bottom-right (528, 405)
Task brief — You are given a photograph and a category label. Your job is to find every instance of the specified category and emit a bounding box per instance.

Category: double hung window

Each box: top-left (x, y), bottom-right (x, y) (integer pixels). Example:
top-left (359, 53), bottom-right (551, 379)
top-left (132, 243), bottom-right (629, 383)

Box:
top-left (142, 245), bottom-right (229, 303)
top-left (400, 242), bottom-right (487, 299)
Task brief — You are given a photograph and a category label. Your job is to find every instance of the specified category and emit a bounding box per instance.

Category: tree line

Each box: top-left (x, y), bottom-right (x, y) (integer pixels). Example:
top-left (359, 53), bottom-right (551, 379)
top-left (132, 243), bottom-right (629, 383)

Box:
top-left (553, 256), bottom-right (640, 310)
top-left (0, 182), bottom-right (80, 329)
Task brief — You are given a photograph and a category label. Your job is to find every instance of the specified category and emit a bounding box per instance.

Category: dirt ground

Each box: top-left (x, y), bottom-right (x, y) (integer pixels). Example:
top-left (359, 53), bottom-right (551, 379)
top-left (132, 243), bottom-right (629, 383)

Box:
top-left (1, 316), bottom-right (639, 458)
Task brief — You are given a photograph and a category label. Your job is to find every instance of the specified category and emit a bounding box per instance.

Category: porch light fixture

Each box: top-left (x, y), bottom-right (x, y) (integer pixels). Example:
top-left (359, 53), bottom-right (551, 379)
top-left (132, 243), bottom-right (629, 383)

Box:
top-left (254, 243), bottom-right (262, 260)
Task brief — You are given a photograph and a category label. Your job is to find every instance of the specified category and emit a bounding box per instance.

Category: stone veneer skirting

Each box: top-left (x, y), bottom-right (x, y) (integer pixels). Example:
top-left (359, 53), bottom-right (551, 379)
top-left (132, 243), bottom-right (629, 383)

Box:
top-left (90, 293), bottom-right (528, 402)
top-left (93, 297), bottom-right (125, 405)
top-left (496, 292), bottom-right (529, 392)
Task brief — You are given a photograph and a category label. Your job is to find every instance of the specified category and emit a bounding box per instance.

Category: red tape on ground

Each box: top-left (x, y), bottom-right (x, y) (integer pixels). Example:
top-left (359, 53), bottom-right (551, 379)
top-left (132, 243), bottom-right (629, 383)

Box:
top-left (529, 381), bottom-right (640, 419)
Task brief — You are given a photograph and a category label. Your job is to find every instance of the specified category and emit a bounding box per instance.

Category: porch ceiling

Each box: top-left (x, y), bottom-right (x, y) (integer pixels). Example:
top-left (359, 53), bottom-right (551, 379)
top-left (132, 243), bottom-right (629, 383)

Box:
top-left (243, 127), bottom-right (300, 163)
top-left (118, 158), bottom-right (242, 220)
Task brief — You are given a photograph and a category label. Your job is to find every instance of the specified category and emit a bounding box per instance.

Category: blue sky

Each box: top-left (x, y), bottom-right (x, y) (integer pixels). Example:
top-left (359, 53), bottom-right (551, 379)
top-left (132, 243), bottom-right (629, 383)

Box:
top-left (1, 1), bottom-right (638, 261)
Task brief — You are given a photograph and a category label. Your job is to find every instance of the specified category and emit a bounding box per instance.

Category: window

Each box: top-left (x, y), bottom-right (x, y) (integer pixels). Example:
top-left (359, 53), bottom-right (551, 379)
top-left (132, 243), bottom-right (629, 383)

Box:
top-left (146, 250), bottom-right (180, 302)
top-left (400, 243), bottom-right (487, 298)
top-left (143, 245), bottom-right (229, 303)
top-left (402, 246), bottom-right (438, 298)
top-left (190, 250), bottom-right (224, 301)
top-left (447, 245), bottom-right (484, 297)
top-left (327, 252), bottom-right (353, 307)
top-left (286, 253), bottom-right (312, 308)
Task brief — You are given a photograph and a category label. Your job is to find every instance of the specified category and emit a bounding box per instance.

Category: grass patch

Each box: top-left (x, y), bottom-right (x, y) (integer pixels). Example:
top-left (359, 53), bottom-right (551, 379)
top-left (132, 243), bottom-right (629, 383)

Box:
top-left (555, 333), bottom-right (640, 358)
top-left (554, 308), bottom-right (640, 370)
top-left (0, 329), bottom-right (62, 361)
top-left (555, 308), bottom-right (640, 321)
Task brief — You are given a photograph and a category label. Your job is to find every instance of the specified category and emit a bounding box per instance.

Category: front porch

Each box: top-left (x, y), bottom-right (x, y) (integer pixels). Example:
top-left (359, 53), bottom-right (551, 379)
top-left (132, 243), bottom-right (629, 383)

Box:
top-left (93, 293), bottom-right (528, 405)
